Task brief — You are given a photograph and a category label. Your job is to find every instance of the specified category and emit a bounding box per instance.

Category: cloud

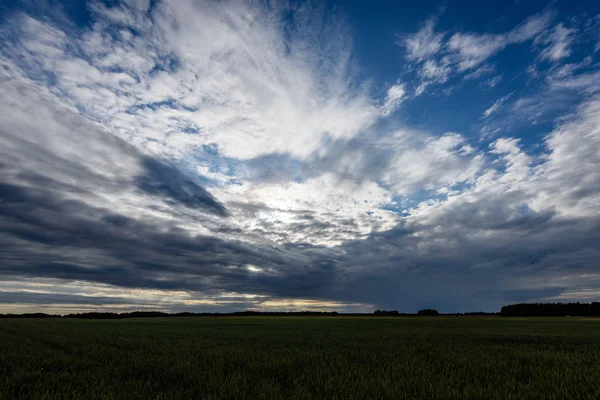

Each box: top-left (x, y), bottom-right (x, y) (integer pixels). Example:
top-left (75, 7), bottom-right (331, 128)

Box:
top-left (0, 1), bottom-right (405, 248)
top-left (135, 156), bottom-right (228, 217)
top-left (1, 1), bottom-right (380, 162)
top-left (482, 93), bottom-right (513, 118)
top-left (401, 18), bottom-right (445, 61)
top-left (480, 75), bottom-right (502, 89)
top-left (538, 23), bottom-right (577, 61)
top-left (380, 132), bottom-right (484, 195)
top-left (399, 10), bottom-right (555, 94)
top-left (479, 57), bottom-right (600, 138)
top-left (506, 9), bottom-right (557, 43)
top-left (326, 96), bottom-right (600, 311)
top-left (488, 138), bottom-right (532, 182)
top-left (0, 11), bottom-right (381, 311)
top-left (419, 59), bottom-right (451, 82)
top-left (447, 32), bottom-right (506, 71)
top-left (549, 69), bottom-right (600, 94)
top-left (449, 10), bottom-right (555, 71)
top-left (2, 62), bottom-right (600, 312)
top-left (380, 81), bottom-right (407, 116)
top-left (212, 172), bottom-right (398, 246)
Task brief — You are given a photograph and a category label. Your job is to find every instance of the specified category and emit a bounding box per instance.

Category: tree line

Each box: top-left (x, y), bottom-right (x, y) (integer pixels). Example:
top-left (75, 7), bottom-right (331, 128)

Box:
top-left (2, 302), bottom-right (600, 319)
top-left (373, 309), bottom-right (441, 316)
top-left (500, 302), bottom-right (600, 317)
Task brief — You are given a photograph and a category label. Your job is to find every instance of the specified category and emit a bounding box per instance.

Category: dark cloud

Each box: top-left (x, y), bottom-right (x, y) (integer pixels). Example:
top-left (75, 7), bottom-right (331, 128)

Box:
top-left (325, 208), bottom-right (600, 311)
top-left (2, 139), bottom-right (599, 312)
top-left (135, 156), bottom-right (228, 216)
top-left (0, 71), bottom-right (334, 304)
top-left (0, 175), bottom-right (336, 299)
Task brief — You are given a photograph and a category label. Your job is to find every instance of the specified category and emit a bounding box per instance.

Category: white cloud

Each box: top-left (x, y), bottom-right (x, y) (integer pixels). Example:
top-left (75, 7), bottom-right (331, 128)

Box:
top-left (482, 93), bottom-right (512, 118)
top-left (3, 1), bottom-right (381, 161)
top-left (214, 173), bottom-right (399, 246)
top-left (419, 59), bottom-right (451, 82)
top-left (402, 18), bottom-right (445, 61)
top-left (547, 56), bottom-right (591, 80)
top-left (0, 68), bottom-right (228, 238)
top-left (480, 75), bottom-right (502, 89)
top-left (532, 98), bottom-right (600, 216)
top-left (448, 10), bottom-right (554, 71)
top-left (380, 81), bottom-right (406, 116)
top-left (463, 64), bottom-right (496, 81)
top-left (399, 10), bottom-right (555, 94)
top-left (0, 1), bottom-right (415, 248)
top-left (447, 32), bottom-right (506, 71)
top-left (414, 82), bottom-right (429, 96)
top-left (381, 132), bottom-right (484, 195)
top-left (549, 70), bottom-right (600, 94)
top-left (539, 23), bottom-right (576, 61)
top-left (489, 138), bottom-right (532, 183)
top-left (413, 95), bottom-right (600, 224)
top-left (507, 10), bottom-right (556, 43)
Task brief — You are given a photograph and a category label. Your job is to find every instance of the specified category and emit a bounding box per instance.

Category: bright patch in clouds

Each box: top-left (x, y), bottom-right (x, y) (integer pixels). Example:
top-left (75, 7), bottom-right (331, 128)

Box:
top-left (1, 0), bottom-right (600, 313)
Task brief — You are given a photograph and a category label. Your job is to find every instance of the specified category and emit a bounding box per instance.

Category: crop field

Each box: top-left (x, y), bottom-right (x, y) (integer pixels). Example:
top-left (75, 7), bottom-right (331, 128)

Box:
top-left (1, 317), bottom-right (600, 399)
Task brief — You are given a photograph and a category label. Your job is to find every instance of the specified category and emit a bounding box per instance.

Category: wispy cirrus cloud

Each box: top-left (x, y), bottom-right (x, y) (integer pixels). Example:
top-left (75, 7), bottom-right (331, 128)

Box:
top-left (402, 17), bottom-right (445, 62)
top-left (2, 1), bottom-right (384, 162)
top-left (482, 93), bottom-right (513, 118)
top-left (380, 81), bottom-right (407, 117)
top-left (537, 23), bottom-right (577, 62)
top-left (399, 9), bottom-right (555, 95)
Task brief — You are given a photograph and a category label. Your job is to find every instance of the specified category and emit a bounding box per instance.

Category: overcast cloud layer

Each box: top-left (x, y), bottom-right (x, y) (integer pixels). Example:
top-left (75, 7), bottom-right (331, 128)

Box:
top-left (0, 0), bottom-right (599, 313)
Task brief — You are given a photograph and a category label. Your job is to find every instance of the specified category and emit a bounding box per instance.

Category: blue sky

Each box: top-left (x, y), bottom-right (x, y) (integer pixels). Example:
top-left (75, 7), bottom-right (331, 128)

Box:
top-left (0, 0), bottom-right (599, 313)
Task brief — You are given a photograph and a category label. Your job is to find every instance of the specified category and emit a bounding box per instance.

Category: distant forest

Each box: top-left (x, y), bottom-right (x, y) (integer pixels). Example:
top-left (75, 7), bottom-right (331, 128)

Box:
top-left (1, 302), bottom-right (599, 319)
top-left (500, 302), bottom-right (600, 317)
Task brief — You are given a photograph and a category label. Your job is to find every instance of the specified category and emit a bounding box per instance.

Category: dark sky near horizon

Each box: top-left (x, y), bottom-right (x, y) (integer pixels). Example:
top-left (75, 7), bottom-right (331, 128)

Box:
top-left (0, 0), bottom-right (599, 313)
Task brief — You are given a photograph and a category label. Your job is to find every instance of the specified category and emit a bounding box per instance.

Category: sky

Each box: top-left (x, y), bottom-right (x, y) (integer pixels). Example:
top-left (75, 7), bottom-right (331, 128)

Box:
top-left (0, 0), bottom-right (599, 314)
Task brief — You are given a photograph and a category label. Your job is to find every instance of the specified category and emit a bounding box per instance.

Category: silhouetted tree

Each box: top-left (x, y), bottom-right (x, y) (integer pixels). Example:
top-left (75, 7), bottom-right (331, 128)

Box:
top-left (417, 309), bottom-right (439, 316)
top-left (374, 309), bottom-right (400, 316)
top-left (0, 313), bottom-right (55, 319)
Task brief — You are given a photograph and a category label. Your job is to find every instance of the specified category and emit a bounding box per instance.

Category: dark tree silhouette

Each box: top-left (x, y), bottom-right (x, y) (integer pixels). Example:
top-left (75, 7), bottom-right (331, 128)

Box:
top-left (374, 309), bottom-right (400, 316)
top-left (417, 309), bottom-right (439, 316)
top-left (501, 302), bottom-right (600, 317)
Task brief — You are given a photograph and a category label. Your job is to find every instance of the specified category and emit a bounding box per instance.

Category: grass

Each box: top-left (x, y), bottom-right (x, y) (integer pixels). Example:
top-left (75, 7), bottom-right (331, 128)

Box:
top-left (1, 316), bottom-right (600, 399)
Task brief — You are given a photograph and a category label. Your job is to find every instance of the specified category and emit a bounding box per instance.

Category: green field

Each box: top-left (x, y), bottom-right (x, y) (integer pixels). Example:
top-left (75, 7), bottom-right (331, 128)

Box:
top-left (1, 317), bottom-right (600, 399)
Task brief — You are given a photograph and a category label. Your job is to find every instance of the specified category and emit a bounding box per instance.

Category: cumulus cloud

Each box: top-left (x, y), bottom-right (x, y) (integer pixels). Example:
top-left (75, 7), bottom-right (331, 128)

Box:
top-left (380, 132), bottom-right (484, 195)
top-left (327, 97), bottom-right (600, 311)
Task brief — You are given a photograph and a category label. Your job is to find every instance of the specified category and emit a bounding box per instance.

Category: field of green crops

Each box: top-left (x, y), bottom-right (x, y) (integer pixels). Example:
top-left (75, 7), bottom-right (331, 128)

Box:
top-left (1, 317), bottom-right (600, 399)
